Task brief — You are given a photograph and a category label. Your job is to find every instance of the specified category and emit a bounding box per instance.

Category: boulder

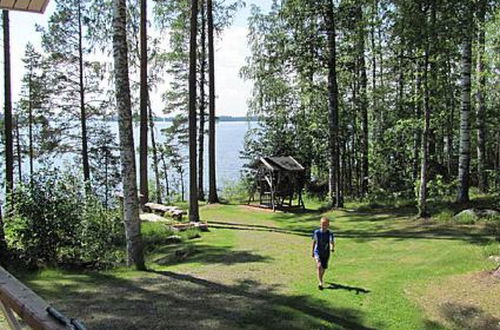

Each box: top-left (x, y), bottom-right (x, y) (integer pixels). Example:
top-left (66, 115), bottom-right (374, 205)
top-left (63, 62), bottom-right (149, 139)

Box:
top-left (453, 208), bottom-right (499, 222)
top-left (453, 209), bottom-right (479, 223)
top-left (165, 235), bottom-right (182, 244)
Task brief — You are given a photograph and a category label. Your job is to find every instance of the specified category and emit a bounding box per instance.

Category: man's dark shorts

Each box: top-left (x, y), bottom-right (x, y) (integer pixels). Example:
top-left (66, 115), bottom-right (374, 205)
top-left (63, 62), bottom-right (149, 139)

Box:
top-left (315, 253), bottom-right (330, 269)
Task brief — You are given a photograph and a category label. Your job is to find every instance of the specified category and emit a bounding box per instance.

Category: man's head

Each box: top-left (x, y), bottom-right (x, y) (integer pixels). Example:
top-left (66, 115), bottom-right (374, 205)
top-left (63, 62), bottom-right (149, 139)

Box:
top-left (320, 217), bottom-right (330, 231)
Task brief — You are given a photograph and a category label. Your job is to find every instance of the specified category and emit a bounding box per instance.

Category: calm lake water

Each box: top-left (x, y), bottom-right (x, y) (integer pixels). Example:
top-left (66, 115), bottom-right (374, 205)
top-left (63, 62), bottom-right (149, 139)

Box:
top-left (13, 121), bottom-right (256, 197)
top-left (119, 120), bottom-right (256, 191)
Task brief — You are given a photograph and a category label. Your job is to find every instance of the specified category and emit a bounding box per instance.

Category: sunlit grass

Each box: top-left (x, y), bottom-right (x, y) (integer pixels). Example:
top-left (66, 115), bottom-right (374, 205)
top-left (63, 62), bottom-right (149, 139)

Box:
top-left (2, 196), bottom-right (499, 329)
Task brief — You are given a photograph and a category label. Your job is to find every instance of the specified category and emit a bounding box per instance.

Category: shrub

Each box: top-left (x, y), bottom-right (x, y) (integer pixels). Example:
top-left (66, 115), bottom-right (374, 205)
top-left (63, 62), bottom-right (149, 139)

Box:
top-left (142, 222), bottom-right (177, 253)
top-left (221, 180), bottom-right (250, 203)
top-left (5, 169), bottom-right (125, 269)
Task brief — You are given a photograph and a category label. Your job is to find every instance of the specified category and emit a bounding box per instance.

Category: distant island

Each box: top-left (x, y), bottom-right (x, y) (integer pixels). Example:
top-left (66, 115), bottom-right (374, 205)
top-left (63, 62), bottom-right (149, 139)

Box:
top-left (152, 115), bottom-right (258, 122)
top-left (97, 115), bottom-right (259, 122)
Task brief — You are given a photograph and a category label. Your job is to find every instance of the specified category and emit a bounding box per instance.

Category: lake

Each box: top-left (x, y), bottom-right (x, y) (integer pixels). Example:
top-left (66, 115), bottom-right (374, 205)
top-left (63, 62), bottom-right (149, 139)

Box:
top-left (113, 120), bottom-right (256, 193)
top-left (13, 120), bottom-right (256, 197)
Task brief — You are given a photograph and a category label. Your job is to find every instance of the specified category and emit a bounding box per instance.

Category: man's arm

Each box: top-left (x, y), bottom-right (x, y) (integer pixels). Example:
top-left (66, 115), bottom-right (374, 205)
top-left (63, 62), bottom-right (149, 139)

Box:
top-left (312, 241), bottom-right (316, 257)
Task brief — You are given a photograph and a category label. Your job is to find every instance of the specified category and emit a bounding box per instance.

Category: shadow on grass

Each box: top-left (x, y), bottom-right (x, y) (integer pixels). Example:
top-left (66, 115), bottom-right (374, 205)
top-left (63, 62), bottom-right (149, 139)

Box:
top-left (151, 243), bottom-right (272, 266)
top-left (335, 225), bottom-right (494, 245)
top-left (424, 302), bottom-right (500, 330)
top-left (208, 221), bottom-right (311, 237)
top-left (209, 220), bottom-right (494, 246)
top-left (326, 282), bottom-right (371, 295)
top-left (343, 205), bottom-right (418, 220)
top-left (25, 269), bottom-right (379, 330)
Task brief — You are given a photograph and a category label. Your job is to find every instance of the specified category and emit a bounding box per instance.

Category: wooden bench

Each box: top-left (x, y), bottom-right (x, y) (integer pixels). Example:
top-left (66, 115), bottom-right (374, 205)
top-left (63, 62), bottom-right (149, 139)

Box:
top-left (0, 266), bottom-right (85, 330)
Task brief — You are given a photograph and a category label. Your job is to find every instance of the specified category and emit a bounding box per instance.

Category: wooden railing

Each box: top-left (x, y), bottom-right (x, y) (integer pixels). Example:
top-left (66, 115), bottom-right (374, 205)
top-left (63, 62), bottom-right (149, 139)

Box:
top-left (0, 266), bottom-right (84, 330)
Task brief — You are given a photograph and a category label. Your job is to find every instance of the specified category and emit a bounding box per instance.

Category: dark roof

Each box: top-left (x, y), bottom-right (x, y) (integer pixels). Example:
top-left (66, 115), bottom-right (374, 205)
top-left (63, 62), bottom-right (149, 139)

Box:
top-left (260, 156), bottom-right (305, 172)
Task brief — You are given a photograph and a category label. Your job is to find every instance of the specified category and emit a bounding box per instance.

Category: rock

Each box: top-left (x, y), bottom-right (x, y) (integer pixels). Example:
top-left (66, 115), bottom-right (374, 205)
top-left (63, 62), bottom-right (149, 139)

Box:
top-left (165, 235), bottom-right (182, 244)
top-left (453, 209), bottom-right (479, 223)
top-left (488, 256), bottom-right (500, 263)
top-left (494, 267), bottom-right (500, 278)
top-left (140, 213), bottom-right (168, 223)
top-left (193, 222), bottom-right (209, 232)
top-left (476, 209), bottom-right (500, 218)
top-left (454, 209), bottom-right (499, 222)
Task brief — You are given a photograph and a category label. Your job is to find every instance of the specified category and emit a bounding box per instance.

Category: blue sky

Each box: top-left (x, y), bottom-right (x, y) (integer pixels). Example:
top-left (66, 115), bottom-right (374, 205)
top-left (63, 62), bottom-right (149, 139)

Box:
top-left (2, 0), bottom-right (273, 117)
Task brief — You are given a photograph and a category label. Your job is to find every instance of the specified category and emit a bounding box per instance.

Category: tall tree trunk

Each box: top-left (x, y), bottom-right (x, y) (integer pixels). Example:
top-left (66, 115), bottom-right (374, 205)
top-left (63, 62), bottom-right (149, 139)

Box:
top-left (418, 53), bottom-right (430, 218)
top-left (445, 58), bottom-right (455, 179)
top-left (0, 205), bottom-right (7, 266)
top-left (28, 71), bottom-right (34, 185)
top-left (496, 130), bottom-right (500, 190)
top-left (160, 153), bottom-right (170, 199)
top-left (357, 2), bottom-right (369, 199)
top-left (198, 0), bottom-right (207, 201)
top-left (15, 116), bottom-right (22, 182)
top-left (78, 3), bottom-right (90, 185)
top-left (139, 0), bottom-right (149, 207)
top-left (325, 0), bottom-right (342, 208)
top-left (3, 10), bottom-right (13, 202)
top-left (189, 0), bottom-right (200, 221)
top-left (377, 25), bottom-right (384, 132)
top-left (180, 168), bottom-right (185, 202)
top-left (105, 149), bottom-right (109, 208)
top-left (1, 10), bottom-right (11, 260)
top-left (413, 63), bottom-right (422, 182)
top-left (457, 11), bottom-right (473, 204)
top-left (418, 3), bottom-right (434, 218)
top-left (207, 0), bottom-right (219, 203)
top-left (113, 0), bottom-right (145, 270)
top-left (148, 101), bottom-right (161, 204)
top-left (371, 0), bottom-right (378, 141)
top-left (476, 0), bottom-right (487, 193)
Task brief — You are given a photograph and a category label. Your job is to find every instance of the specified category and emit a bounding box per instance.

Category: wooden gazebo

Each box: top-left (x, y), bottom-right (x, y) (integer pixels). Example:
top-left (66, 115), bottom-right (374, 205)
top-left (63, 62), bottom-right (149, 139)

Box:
top-left (248, 156), bottom-right (305, 211)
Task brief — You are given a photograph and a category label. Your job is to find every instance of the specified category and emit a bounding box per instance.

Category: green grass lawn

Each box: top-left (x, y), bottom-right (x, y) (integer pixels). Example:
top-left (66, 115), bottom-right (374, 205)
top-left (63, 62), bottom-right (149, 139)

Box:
top-left (2, 201), bottom-right (499, 329)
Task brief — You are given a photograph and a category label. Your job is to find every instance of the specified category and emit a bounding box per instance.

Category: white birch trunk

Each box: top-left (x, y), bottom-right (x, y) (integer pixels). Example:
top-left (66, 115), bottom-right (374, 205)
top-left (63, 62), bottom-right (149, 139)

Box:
top-left (457, 30), bottom-right (472, 203)
top-left (113, 0), bottom-right (145, 270)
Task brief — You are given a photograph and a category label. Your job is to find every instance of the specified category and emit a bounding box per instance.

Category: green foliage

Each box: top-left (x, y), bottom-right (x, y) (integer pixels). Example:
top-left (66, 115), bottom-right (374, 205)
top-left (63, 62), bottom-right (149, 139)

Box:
top-left (141, 222), bottom-right (177, 253)
top-left (220, 180), bottom-right (250, 203)
top-left (6, 169), bottom-right (125, 269)
top-left (483, 214), bottom-right (500, 237)
top-left (427, 176), bottom-right (457, 200)
top-left (482, 240), bottom-right (500, 258)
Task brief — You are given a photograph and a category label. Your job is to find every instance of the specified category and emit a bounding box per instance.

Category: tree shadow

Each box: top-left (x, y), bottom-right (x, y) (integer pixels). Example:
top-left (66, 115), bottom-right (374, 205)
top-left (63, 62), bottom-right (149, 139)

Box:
top-left (24, 270), bottom-right (380, 330)
top-left (326, 282), bottom-right (371, 295)
top-left (423, 302), bottom-right (500, 330)
top-left (208, 221), bottom-right (311, 237)
top-left (208, 219), bottom-right (494, 246)
top-left (335, 225), bottom-right (494, 245)
top-left (343, 205), bottom-right (417, 220)
top-left (151, 243), bottom-right (272, 266)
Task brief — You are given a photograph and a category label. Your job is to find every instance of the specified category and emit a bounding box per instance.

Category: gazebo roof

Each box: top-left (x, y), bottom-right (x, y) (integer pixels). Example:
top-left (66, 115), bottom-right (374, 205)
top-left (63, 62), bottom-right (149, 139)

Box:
top-left (0, 0), bottom-right (50, 14)
top-left (260, 156), bottom-right (305, 172)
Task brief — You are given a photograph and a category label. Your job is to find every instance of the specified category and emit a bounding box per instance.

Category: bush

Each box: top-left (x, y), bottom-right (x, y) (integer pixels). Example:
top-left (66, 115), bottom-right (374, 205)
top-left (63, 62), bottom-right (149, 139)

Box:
top-left (482, 240), bottom-right (500, 258)
top-left (142, 222), bottom-right (177, 253)
top-left (221, 180), bottom-right (250, 203)
top-left (5, 169), bottom-right (125, 269)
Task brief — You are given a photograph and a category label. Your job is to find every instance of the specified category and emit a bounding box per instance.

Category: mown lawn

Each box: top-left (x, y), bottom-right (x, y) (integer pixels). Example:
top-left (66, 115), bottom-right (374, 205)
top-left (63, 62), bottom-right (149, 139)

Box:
top-left (2, 200), bottom-right (499, 329)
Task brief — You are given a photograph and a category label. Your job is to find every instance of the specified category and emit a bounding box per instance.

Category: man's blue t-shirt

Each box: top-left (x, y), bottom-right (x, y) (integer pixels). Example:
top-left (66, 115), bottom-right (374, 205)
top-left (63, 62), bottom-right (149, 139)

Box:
top-left (312, 229), bottom-right (334, 256)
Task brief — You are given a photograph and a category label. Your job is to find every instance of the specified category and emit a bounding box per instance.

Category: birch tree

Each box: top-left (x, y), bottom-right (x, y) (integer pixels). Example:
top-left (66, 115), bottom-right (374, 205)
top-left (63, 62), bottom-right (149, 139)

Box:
top-left (113, 0), bottom-right (145, 270)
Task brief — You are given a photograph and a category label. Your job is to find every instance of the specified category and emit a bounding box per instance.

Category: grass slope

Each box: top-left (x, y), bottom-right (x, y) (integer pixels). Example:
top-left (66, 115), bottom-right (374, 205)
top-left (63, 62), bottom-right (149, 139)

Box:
top-left (2, 201), bottom-right (499, 329)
